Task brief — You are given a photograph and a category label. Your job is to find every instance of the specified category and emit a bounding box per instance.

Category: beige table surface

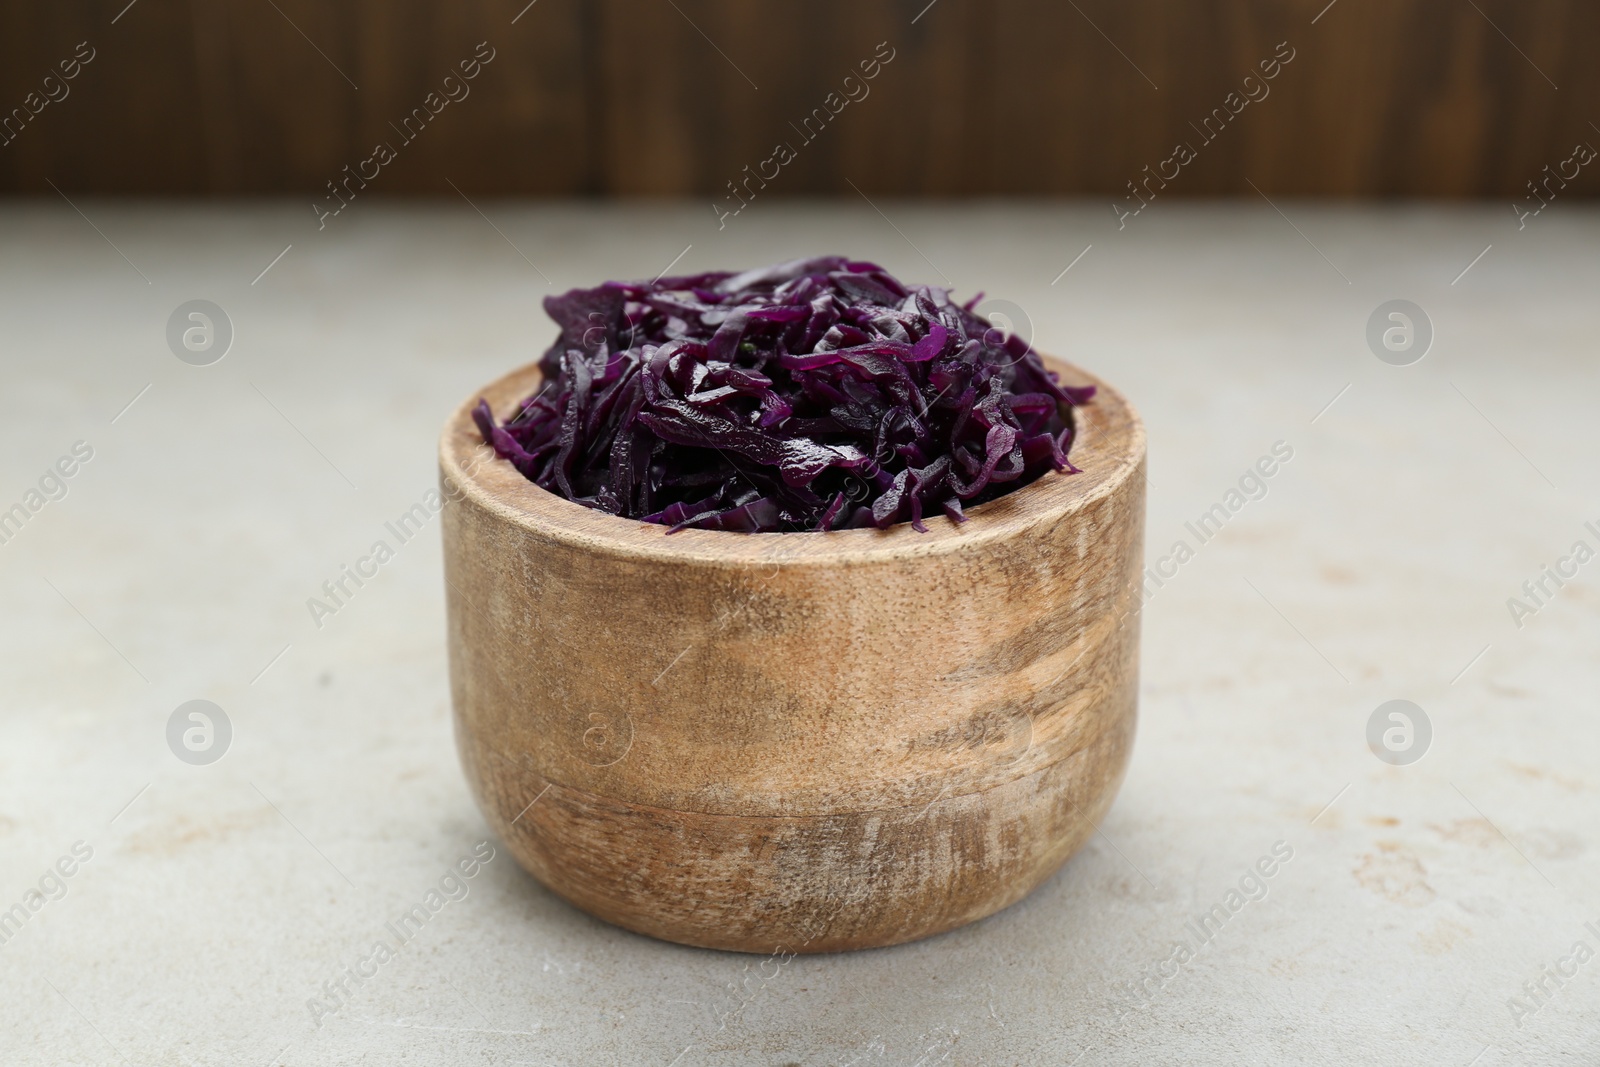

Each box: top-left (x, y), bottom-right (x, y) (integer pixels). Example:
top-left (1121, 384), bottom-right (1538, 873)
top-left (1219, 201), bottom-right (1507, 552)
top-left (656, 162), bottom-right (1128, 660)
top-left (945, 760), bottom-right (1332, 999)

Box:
top-left (1, 199), bottom-right (1596, 1066)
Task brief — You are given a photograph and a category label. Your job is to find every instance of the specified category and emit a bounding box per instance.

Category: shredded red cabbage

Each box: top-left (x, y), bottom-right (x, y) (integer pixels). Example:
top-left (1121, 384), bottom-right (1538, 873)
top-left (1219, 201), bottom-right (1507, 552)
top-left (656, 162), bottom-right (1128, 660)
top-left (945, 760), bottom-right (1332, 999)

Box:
top-left (473, 255), bottom-right (1094, 533)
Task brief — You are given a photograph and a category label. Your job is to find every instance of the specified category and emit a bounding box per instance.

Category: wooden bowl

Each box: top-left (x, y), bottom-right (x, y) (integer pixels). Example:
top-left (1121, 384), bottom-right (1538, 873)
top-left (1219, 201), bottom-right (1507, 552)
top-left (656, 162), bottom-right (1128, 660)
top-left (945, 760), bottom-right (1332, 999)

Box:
top-left (439, 355), bottom-right (1145, 953)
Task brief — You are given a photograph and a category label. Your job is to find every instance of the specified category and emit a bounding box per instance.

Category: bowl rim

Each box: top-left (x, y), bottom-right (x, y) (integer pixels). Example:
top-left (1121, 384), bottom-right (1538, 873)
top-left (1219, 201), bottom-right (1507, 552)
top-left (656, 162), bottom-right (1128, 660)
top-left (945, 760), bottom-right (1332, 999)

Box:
top-left (438, 354), bottom-right (1145, 567)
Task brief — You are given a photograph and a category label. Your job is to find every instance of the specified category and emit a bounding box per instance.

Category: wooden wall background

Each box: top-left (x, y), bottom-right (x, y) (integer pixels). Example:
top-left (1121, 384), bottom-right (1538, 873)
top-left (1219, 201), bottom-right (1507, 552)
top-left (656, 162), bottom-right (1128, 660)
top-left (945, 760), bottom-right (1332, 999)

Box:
top-left (0, 0), bottom-right (1595, 198)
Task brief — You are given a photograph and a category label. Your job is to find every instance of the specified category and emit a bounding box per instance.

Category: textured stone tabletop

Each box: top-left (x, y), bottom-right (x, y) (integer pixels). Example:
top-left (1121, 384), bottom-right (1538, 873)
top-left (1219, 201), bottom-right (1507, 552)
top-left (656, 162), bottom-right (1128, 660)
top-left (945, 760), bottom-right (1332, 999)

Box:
top-left (1, 200), bottom-right (1596, 1065)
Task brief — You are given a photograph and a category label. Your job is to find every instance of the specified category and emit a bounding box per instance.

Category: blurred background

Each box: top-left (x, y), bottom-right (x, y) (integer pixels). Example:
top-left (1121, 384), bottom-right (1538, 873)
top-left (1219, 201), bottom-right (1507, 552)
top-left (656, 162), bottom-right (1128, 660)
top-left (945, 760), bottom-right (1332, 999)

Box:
top-left (2, 0), bottom-right (1594, 199)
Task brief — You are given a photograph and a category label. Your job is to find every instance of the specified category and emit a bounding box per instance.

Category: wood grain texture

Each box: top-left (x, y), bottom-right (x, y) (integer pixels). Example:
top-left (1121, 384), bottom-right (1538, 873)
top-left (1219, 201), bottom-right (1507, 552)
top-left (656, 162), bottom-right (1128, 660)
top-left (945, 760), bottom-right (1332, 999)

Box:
top-left (439, 355), bottom-right (1146, 952)
top-left (1, 1), bottom-right (1595, 197)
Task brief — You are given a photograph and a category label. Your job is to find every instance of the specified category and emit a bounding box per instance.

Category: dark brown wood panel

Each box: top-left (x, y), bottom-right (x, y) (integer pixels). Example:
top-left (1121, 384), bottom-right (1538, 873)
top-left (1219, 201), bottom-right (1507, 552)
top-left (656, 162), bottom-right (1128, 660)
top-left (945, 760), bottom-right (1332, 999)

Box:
top-left (1, 0), bottom-right (1595, 197)
top-left (0, 0), bottom-right (206, 192)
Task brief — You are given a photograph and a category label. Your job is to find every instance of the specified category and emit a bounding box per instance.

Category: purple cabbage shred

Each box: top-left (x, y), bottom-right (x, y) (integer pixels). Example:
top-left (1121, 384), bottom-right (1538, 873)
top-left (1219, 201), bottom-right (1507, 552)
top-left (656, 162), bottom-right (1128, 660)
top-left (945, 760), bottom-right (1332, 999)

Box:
top-left (473, 255), bottom-right (1094, 533)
